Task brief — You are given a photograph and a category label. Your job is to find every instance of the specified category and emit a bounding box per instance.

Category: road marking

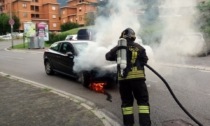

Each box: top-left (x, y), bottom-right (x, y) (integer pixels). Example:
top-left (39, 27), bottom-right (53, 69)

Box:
top-left (199, 70), bottom-right (210, 73)
top-left (159, 63), bottom-right (210, 72)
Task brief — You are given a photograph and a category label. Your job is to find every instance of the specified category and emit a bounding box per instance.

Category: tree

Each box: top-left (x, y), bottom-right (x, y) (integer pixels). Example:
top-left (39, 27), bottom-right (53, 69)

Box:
top-left (12, 15), bottom-right (21, 32)
top-left (0, 13), bottom-right (10, 35)
top-left (0, 13), bottom-right (20, 35)
top-left (60, 22), bottom-right (79, 32)
top-left (198, 0), bottom-right (210, 52)
top-left (84, 12), bottom-right (96, 26)
top-left (198, 0), bottom-right (210, 36)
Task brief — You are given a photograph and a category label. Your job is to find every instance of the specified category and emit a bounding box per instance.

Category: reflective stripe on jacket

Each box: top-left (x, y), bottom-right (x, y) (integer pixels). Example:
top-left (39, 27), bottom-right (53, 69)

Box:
top-left (118, 67), bottom-right (145, 80)
top-left (118, 45), bottom-right (146, 80)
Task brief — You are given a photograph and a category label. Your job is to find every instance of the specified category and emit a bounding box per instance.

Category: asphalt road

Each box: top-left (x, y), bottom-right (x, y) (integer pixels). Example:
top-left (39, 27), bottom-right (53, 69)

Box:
top-left (1, 40), bottom-right (210, 126)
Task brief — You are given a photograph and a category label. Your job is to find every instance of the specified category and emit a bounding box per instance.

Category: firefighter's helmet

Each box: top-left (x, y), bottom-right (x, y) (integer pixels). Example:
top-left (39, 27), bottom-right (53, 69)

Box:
top-left (120, 28), bottom-right (136, 41)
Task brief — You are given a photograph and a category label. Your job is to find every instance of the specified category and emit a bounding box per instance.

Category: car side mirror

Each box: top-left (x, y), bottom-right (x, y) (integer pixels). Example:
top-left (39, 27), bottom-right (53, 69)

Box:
top-left (66, 51), bottom-right (74, 58)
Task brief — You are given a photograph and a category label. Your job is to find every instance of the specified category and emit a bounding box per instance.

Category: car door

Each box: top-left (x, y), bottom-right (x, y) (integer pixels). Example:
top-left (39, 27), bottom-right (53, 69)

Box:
top-left (47, 42), bottom-right (62, 71)
top-left (58, 42), bottom-right (76, 77)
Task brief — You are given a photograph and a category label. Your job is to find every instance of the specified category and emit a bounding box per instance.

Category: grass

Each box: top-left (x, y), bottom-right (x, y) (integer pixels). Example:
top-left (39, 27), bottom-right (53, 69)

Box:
top-left (12, 42), bottom-right (51, 49)
top-left (62, 26), bottom-right (92, 34)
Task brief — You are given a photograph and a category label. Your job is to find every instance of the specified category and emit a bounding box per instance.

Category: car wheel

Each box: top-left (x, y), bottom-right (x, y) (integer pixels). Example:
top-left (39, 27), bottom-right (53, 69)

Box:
top-left (45, 60), bottom-right (54, 75)
top-left (78, 71), bottom-right (90, 88)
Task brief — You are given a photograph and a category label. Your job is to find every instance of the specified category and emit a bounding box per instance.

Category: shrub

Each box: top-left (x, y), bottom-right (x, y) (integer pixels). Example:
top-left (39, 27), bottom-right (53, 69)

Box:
top-left (61, 22), bottom-right (79, 32)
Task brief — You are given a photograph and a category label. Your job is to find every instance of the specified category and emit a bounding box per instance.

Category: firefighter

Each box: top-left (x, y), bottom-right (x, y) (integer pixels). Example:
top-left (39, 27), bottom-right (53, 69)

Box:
top-left (105, 28), bottom-right (151, 126)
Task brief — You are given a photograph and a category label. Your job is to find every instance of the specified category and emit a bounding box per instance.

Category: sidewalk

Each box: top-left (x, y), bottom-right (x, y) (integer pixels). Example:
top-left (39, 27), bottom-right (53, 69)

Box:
top-left (0, 74), bottom-right (106, 126)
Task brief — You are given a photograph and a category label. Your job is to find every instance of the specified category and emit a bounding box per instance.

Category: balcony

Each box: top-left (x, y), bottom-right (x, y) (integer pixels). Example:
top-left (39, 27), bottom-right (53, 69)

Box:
top-left (30, 5), bottom-right (39, 12)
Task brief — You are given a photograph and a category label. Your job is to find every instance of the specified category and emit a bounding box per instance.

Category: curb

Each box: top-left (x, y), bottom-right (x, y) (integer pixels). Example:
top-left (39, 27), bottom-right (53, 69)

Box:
top-left (0, 72), bottom-right (121, 126)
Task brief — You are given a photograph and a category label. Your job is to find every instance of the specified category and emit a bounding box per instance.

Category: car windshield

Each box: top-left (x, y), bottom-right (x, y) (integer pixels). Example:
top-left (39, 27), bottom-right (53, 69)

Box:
top-left (72, 42), bottom-right (88, 53)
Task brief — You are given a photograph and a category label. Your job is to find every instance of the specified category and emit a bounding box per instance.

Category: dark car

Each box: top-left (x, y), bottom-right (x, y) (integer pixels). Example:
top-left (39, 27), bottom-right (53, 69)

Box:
top-left (43, 40), bottom-right (117, 88)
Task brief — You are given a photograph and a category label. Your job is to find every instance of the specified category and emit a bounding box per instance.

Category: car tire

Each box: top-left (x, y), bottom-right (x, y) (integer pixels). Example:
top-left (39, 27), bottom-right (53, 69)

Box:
top-left (45, 60), bottom-right (54, 75)
top-left (78, 71), bottom-right (91, 88)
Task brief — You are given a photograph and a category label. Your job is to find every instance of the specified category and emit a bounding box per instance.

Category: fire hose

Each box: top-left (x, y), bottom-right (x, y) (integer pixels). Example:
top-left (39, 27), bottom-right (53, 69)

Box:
top-left (104, 91), bottom-right (112, 102)
top-left (105, 38), bottom-right (203, 125)
top-left (144, 63), bottom-right (203, 126)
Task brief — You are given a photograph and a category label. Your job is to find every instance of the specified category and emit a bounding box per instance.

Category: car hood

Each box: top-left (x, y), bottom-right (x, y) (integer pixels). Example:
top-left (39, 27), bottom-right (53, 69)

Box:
top-left (90, 63), bottom-right (117, 77)
top-left (100, 63), bottom-right (117, 72)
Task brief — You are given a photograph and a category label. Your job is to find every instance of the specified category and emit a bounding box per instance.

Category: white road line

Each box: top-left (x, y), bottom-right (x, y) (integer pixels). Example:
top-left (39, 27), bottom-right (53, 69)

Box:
top-left (159, 63), bottom-right (210, 72)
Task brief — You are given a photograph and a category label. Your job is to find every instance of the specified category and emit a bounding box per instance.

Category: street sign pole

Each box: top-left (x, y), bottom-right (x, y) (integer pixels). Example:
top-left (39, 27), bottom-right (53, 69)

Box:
top-left (9, 19), bottom-right (15, 49)
top-left (10, 0), bottom-right (14, 49)
top-left (11, 24), bottom-right (13, 48)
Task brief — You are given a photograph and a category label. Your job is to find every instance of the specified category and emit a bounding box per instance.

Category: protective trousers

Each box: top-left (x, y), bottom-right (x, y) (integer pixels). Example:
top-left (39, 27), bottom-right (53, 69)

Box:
top-left (119, 79), bottom-right (151, 126)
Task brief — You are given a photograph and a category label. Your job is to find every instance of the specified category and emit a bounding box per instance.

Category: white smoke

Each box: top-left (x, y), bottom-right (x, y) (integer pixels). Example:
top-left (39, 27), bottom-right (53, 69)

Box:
top-left (73, 0), bottom-right (143, 73)
top-left (73, 0), bottom-right (207, 73)
top-left (155, 0), bottom-right (207, 62)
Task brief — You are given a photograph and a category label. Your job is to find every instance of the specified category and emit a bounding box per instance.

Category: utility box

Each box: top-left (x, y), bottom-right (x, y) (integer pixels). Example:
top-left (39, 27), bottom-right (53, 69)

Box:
top-left (38, 37), bottom-right (45, 49)
top-left (36, 22), bottom-right (48, 49)
top-left (23, 22), bottom-right (48, 49)
top-left (28, 37), bottom-right (39, 49)
top-left (24, 22), bottom-right (37, 49)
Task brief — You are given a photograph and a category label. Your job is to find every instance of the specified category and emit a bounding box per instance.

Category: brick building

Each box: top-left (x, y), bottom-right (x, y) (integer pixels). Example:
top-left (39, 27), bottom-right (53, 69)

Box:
top-left (60, 0), bottom-right (97, 26)
top-left (0, 0), bottom-right (60, 31)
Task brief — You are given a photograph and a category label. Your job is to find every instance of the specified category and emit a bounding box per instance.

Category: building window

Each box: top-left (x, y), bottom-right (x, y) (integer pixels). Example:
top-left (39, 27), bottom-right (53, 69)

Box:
top-left (22, 3), bottom-right (27, 8)
top-left (32, 0), bottom-right (38, 2)
top-left (23, 13), bottom-right (27, 18)
top-left (52, 15), bottom-right (56, 19)
top-left (31, 6), bottom-right (39, 12)
top-left (79, 0), bottom-right (84, 3)
top-left (53, 23), bottom-right (57, 27)
top-left (79, 7), bottom-right (82, 12)
top-left (52, 6), bottom-right (56, 10)
top-left (31, 14), bottom-right (39, 18)
top-left (63, 11), bottom-right (65, 14)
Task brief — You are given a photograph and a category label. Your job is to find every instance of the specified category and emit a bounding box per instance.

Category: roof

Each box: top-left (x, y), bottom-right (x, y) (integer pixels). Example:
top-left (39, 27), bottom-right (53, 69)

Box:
top-left (43, 3), bottom-right (60, 6)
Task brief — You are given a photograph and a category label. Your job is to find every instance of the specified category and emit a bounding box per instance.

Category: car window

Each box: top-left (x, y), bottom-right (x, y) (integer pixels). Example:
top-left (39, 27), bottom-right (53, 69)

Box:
top-left (72, 42), bottom-right (88, 54)
top-left (50, 42), bottom-right (61, 51)
top-left (60, 42), bottom-right (74, 54)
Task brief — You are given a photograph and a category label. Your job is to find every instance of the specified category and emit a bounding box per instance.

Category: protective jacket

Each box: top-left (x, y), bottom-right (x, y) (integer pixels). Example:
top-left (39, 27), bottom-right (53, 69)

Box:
top-left (106, 41), bottom-right (148, 81)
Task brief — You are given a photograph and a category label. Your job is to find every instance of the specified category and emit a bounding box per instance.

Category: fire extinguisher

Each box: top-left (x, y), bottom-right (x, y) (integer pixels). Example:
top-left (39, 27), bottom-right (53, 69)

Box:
top-left (117, 38), bottom-right (127, 77)
top-left (103, 38), bottom-right (127, 102)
